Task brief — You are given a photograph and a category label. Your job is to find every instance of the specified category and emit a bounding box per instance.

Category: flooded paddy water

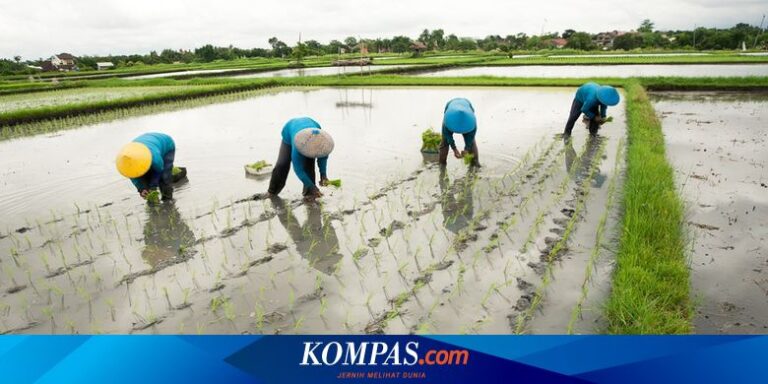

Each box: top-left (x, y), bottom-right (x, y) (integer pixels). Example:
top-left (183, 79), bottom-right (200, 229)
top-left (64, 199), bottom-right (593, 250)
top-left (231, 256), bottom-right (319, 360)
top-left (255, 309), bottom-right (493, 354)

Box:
top-left (0, 86), bottom-right (626, 334)
top-left (418, 64), bottom-right (768, 78)
top-left (652, 91), bottom-right (768, 334)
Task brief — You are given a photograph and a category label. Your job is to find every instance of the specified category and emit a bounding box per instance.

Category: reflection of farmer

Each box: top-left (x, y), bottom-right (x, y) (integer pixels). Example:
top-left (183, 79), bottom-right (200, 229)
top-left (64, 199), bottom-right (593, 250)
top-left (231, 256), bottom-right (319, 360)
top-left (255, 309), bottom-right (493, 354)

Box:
top-left (564, 82), bottom-right (620, 137)
top-left (273, 199), bottom-right (342, 275)
top-left (439, 98), bottom-right (479, 166)
top-left (267, 117), bottom-right (335, 201)
top-left (564, 136), bottom-right (606, 188)
top-left (439, 167), bottom-right (477, 233)
top-left (142, 202), bottom-right (196, 268)
top-left (116, 132), bottom-right (178, 201)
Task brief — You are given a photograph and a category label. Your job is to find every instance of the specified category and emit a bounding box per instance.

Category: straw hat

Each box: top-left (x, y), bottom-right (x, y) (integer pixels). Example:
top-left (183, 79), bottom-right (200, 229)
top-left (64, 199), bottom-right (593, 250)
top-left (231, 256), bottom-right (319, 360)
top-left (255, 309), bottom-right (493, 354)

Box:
top-left (294, 128), bottom-right (335, 158)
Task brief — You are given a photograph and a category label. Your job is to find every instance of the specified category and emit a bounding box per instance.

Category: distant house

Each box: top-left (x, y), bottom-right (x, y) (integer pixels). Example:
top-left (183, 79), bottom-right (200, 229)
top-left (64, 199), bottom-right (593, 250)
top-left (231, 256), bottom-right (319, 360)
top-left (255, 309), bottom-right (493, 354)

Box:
top-left (42, 53), bottom-right (77, 71)
top-left (550, 38), bottom-right (568, 49)
top-left (96, 62), bottom-right (115, 71)
top-left (592, 31), bottom-right (626, 49)
top-left (411, 41), bottom-right (427, 56)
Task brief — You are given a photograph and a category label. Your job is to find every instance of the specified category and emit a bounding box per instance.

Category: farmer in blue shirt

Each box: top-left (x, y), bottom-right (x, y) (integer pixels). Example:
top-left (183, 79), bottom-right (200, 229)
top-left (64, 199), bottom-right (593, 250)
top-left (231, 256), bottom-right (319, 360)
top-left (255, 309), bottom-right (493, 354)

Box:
top-left (440, 98), bottom-right (479, 166)
top-left (116, 132), bottom-right (178, 201)
top-left (267, 117), bottom-right (334, 200)
top-left (564, 82), bottom-right (620, 136)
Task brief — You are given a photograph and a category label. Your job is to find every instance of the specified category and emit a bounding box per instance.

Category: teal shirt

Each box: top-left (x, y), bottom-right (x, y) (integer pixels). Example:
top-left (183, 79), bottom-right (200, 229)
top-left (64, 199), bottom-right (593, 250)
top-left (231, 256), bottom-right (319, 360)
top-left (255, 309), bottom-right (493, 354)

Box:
top-left (130, 132), bottom-right (175, 191)
top-left (442, 98), bottom-right (477, 151)
top-left (575, 82), bottom-right (607, 119)
top-left (281, 117), bottom-right (328, 188)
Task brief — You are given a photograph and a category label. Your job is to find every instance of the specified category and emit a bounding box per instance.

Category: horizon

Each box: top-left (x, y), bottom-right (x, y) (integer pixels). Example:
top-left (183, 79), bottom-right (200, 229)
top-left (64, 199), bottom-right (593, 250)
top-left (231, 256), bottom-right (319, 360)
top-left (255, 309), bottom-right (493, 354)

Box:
top-left (1, 0), bottom-right (766, 59)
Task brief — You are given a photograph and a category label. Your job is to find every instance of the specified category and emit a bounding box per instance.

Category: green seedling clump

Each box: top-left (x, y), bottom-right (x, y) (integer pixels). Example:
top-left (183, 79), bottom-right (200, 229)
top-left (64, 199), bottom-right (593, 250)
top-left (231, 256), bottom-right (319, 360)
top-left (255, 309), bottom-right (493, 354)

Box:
top-left (327, 179), bottom-right (342, 188)
top-left (421, 129), bottom-right (441, 153)
top-left (463, 153), bottom-right (475, 165)
top-left (146, 190), bottom-right (160, 205)
top-left (604, 116), bottom-right (614, 123)
top-left (246, 160), bottom-right (271, 171)
top-left (171, 166), bottom-right (182, 176)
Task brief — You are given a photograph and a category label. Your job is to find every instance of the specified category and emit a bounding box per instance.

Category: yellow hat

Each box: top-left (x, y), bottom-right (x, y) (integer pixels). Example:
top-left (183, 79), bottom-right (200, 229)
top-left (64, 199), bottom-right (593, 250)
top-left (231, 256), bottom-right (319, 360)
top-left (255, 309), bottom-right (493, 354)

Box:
top-left (116, 142), bottom-right (152, 178)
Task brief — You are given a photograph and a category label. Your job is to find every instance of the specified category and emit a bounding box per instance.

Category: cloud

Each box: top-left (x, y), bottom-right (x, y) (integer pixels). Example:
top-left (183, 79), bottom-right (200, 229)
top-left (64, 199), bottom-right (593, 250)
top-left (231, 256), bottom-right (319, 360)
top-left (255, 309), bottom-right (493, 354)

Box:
top-left (1, 0), bottom-right (764, 58)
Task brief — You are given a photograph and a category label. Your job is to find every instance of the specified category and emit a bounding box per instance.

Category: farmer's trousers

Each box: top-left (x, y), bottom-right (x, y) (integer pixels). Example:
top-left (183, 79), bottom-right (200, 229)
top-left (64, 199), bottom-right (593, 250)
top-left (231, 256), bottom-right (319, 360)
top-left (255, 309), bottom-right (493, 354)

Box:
top-left (564, 99), bottom-right (600, 136)
top-left (268, 141), bottom-right (316, 196)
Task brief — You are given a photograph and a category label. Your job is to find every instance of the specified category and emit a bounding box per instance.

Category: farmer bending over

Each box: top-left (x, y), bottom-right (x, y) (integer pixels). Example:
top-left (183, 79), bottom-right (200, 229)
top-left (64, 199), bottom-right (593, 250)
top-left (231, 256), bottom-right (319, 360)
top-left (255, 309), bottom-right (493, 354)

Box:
top-left (116, 132), bottom-right (177, 201)
top-left (440, 98), bottom-right (479, 166)
top-left (564, 82), bottom-right (620, 137)
top-left (267, 117), bottom-right (334, 201)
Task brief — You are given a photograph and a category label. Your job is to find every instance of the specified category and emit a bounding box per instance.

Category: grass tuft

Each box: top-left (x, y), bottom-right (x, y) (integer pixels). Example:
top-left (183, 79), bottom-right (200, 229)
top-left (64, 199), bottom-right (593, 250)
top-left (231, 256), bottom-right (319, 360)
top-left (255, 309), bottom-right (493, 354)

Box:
top-left (604, 81), bottom-right (692, 334)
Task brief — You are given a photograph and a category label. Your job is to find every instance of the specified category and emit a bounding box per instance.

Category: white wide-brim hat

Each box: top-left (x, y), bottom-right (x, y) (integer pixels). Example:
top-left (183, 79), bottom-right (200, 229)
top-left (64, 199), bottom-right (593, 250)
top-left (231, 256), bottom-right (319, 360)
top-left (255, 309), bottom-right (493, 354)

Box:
top-left (294, 128), bottom-right (335, 158)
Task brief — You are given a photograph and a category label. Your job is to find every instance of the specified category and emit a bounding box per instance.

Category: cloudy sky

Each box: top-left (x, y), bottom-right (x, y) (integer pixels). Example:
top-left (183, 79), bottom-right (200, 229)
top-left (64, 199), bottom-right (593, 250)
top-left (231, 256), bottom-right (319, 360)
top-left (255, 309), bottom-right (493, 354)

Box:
top-left (1, 0), bottom-right (765, 59)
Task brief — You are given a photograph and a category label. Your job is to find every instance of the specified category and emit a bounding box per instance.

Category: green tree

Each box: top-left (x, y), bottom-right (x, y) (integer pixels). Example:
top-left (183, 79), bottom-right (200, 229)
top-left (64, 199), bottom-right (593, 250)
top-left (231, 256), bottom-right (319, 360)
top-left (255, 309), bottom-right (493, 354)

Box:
top-left (565, 32), bottom-right (595, 50)
top-left (638, 19), bottom-right (654, 33)
top-left (562, 29), bottom-right (576, 39)
top-left (194, 44), bottom-right (216, 62)
top-left (304, 40), bottom-right (323, 55)
top-left (612, 33), bottom-right (643, 50)
top-left (391, 36), bottom-right (413, 53)
top-left (430, 29), bottom-right (445, 50)
top-left (419, 29), bottom-right (432, 49)
top-left (292, 42), bottom-right (307, 61)
top-left (445, 34), bottom-right (460, 50)
top-left (344, 36), bottom-right (358, 51)
top-left (268, 37), bottom-right (290, 57)
top-left (457, 37), bottom-right (478, 51)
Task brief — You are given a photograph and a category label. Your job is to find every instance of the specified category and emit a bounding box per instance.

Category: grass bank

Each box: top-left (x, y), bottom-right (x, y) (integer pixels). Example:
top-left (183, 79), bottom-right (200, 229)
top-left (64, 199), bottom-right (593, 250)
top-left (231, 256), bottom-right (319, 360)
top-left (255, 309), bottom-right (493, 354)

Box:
top-left (604, 80), bottom-right (691, 333)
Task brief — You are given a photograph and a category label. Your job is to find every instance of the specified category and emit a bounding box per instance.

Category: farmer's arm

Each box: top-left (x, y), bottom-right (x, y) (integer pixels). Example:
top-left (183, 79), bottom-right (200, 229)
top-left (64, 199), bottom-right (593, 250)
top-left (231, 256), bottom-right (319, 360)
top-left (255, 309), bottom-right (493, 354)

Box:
top-left (442, 124), bottom-right (457, 151)
top-left (130, 177), bottom-right (145, 192)
top-left (581, 96), bottom-right (597, 119)
top-left (600, 104), bottom-right (607, 118)
top-left (317, 156), bottom-right (328, 179)
top-left (291, 148), bottom-right (315, 188)
top-left (146, 155), bottom-right (165, 188)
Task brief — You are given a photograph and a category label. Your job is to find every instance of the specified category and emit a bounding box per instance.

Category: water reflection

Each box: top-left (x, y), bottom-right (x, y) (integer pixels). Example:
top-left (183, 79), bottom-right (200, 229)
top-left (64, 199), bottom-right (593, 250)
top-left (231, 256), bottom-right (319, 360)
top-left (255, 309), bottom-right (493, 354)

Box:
top-left (273, 199), bottom-right (342, 275)
top-left (564, 136), bottom-right (606, 188)
top-left (142, 202), bottom-right (196, 268)
top-left (439, 167), bottom-right (478, 233)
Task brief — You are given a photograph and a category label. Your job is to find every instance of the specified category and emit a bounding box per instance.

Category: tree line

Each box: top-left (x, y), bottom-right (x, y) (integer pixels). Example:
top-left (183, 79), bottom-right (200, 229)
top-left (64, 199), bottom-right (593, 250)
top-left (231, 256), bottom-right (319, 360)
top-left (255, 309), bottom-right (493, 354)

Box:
top-left (2, 20), bottom-right (767, 74)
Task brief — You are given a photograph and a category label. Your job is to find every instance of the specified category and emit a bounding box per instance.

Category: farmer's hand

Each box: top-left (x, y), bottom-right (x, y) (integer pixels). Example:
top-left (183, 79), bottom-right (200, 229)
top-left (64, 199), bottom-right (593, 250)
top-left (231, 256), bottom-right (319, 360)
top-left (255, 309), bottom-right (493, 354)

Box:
top-left (594, 116), bottom-right (605, 125)
top-left (320, 177), bottom-right (330, 187)
top-left (140, 190), bottom-right (149, 199)
top-left (453, 149), bottom-right (463, 159)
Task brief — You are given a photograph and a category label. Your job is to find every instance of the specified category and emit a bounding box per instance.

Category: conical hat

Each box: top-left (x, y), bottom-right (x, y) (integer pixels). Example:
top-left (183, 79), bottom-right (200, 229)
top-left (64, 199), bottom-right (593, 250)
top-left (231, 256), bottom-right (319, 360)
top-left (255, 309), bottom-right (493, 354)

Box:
top-left (294, 128), bottom-right (334, 158)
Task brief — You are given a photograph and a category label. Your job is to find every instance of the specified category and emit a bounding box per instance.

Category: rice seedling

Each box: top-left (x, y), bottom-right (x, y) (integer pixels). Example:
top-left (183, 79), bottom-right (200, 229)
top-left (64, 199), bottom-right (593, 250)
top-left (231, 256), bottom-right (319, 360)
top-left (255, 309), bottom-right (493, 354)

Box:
top-left (567, 138), bottom-right (624, 334)
top-left (514, 138), bottom-right (607, 334)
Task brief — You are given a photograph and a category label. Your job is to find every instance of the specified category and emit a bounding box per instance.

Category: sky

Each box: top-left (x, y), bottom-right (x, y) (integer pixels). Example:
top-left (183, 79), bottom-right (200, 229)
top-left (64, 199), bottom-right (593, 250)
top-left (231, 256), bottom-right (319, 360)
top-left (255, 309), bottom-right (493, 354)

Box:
top-left (1, 0), bottom-right (766, 59)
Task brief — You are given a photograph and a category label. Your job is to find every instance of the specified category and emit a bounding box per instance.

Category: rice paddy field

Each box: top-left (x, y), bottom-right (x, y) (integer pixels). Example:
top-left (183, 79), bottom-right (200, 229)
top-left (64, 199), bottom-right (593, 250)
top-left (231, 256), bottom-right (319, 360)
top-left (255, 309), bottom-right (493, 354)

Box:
top-left (0, 55), bottom-right (766, 335)
top-left (0, 86), bottom-right (208, 113)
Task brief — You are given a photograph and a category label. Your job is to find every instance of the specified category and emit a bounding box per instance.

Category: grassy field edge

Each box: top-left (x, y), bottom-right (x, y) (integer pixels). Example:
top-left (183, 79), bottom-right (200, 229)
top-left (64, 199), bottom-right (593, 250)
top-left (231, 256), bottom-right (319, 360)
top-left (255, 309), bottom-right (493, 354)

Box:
top-left (604, 81), bottom-right (692, 334)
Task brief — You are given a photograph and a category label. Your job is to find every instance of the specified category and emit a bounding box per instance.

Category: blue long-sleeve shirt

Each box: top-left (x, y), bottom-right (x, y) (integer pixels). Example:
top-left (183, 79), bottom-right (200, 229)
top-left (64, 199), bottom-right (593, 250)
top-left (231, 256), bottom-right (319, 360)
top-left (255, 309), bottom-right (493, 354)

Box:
top-left (574, 82), bottom-right (607, 119)
top-left (130, 133), bottom-right (175, 191)
top-left (281, 117), bottom-right (328, 188)
top-left (442, 98), bottom-right (477, 151)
